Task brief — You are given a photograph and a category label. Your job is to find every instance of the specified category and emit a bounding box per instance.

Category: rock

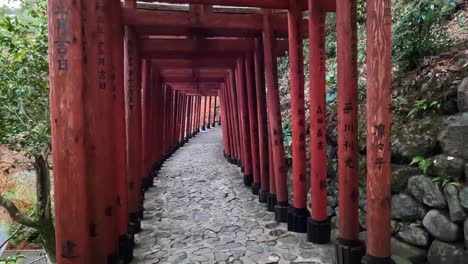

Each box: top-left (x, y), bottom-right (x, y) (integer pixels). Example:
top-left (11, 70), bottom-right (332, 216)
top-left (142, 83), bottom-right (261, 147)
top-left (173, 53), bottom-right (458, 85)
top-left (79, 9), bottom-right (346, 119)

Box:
top-left (457, 77), bottom-right (468, 112)
top-left (428, 154), bottom-right (465, 180)
top-left (460, 187), bottom-right (468, 209)
top-left (441, 96), bottom-right (459, 115)
top-left (396, 225), bottom-right (430, 247)
top-left (423, 209), bottom-right (462, 242)
top-left (391, 165), bottom-right (421, 193)
top-left (391, 255), bottom-right (412, 264)
top-left (392, 117), bottom-right (441, 160)
top-left (407, 175), bottom-right (446, 208)
top-left (438, 113), bottom-right (468, 160)
top-left (428, 240), bottom-right (467, 264)
top-left (444, 184), bottom-right (466, 222)
top-left (391, 193), bottom-right (426, 221)
top-left (391, 237), bottom-right (427, 263)
top-left (465, 219), bottom-right (468, 249)
top-left (358, 209), bottom-right (366, 229)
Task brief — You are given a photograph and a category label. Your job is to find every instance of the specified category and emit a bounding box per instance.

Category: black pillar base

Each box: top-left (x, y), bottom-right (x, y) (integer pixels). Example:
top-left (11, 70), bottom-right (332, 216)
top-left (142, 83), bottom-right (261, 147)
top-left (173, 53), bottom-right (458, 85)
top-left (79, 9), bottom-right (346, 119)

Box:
top-left (107, 252), bottom-right (119, 264)
top-left (237, 159), bottom-right (242, 167)
top-left (361, 255), bottom-right (394, 264)
top-left (212, 123), bottom-right (216, 127)
top-left (336, 239), bottom-right (365, 264)
top-left (201, 126), bottom-right (206, 130)
top-left (266, 193), bottom-right (277, 212)
top-left (243, 174), bottom-right (253, 187)
top-left (275, 201), bottom-right (289, 223)
top-left (307, 218), bottom-right (331, 244)
top-left (207, 124), bottom-right (211, 129)
top-left (259, 190), bottom-right (268, 203)
top-left (241, 166), bottom-right (245, 173)
top-left (287, 207), bottom-right (309, 233)
top-left (252, 183), bottom-right (261, 195)
top-left (118, 234), bottom-right (133, 264)
top-left (129, 213), bottom-right (142, 234)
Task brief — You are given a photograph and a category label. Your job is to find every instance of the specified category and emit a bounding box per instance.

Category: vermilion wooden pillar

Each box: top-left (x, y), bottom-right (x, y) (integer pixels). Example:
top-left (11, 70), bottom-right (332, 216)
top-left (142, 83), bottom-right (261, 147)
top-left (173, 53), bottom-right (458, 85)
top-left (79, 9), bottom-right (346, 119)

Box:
top-left (236, 57), bottom-right (253, 186)
top-left (48, 0), bottom-right (92, 262)
top-left (202, 96), bottom-right (207, 130)
top-left (124, 25), bottom-right (143, 234)
top-left (263, 9), bottom-right (288, 222)
top-left (267, 122), bottom-right (277, 212)
top-left (141, 60), bottom-right (152, 190)
top-left (363, 1), bottom-right (392, 263)
top-left (254, 38), bottom-right (270, 204)
top-left (230, 71), bottom-right (242, 166)
top-left (287, 0), bottom-right (309, 233)
top-left (212, 96), bottom-right (217, 127)
top-left (207, 96), bottom-right (212, 129)
top-left (307, 0), bottom-right (331, 244)
top-left (187, 97), bottom-right (193, 139)
top-left (109, 0), bottom-right (131, 260)
top-left (245, 54), bottom-right (261, 194)
top-left (336, 0), bottom-right (364, 262)
top-left (225, 80), bottom-right (237, 163)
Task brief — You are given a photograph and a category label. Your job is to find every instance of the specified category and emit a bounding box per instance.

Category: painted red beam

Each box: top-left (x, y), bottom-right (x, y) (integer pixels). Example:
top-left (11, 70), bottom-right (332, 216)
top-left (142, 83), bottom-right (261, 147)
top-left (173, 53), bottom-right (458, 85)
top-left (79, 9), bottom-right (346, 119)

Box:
top-left (139, 0), bottom-right (335, 11)
top-left (163, 76), bottom-right (225, 83)
top-left (152, 58), bottom-right (237, 68)
top-left (140, 38), bottom-right (255, 53)
top-left (122, 8), bottom-right (311, 38)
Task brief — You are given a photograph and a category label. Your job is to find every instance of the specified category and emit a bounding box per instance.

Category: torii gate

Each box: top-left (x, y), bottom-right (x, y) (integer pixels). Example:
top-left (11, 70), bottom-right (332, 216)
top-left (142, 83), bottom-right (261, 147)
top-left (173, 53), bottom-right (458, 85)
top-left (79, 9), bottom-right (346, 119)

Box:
top-left (47, 0), bottom-right (392, 264)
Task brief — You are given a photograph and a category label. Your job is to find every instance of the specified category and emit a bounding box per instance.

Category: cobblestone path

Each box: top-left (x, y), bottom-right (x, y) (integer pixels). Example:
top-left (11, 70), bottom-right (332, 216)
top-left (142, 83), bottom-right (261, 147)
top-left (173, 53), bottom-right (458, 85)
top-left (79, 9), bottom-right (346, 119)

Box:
top-left (132, 127), bottom-right (335, 264)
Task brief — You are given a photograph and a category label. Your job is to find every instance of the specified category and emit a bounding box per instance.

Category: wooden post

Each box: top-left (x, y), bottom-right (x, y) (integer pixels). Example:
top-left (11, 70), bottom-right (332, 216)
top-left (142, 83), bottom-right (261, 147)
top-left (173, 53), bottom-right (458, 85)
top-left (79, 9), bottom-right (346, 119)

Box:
top-left (287, 0), bottom-right (309, 233)
top-left (109, 0), bottom-right (131, 260)
top-left (124, 25), bottom-right (143, 234)
top-left (362, 0), bottom-right (392, 263)
top-left (267, 121), bottom-right (277, 212)
top-left (141, 59), bottom-right (152, 190)
top-left (212, 96), bottom-right (218, 127)
top-left (263, 9), bottom-right (289, 222)
top-left (307, 0), bottom-right (331, 244)
top-left (207, 96), bottom-right (212, 129)
top-left (336, 0), bottom-right (364, 262)
top-left (202, 96), bottom-right (207, 130)
top-left (220, 88), bottom-right (230, 158)
top-left (236, 57), bottom-right (253, 186)
top-left (48, 0), bottom-right (91, 262)
top-left (254, 38), bottom-right (269, 204)
top-left (245, 54), bottom-right (261, 195)
top-left (230, 71), bottom-right (242, 167)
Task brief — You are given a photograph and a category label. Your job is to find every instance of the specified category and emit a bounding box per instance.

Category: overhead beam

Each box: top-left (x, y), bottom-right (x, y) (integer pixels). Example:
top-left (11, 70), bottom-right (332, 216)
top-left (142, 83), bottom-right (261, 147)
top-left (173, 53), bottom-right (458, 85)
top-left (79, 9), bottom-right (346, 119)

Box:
top-left (163, 77), bottom-right (226, 83)
top-left (152, 58), bottom-right (237, 68)
top-left (141, 38), bottom-right (255, 53)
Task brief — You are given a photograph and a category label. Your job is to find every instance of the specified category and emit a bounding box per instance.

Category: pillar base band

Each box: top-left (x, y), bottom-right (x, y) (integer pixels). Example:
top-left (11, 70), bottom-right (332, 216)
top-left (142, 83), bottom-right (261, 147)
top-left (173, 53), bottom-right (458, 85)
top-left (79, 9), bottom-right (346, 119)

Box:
top-left (307, 218), bottom-right (331, 244)
top-left (274, 201), bottom-right (289, 223)
top-left (207, 125), bottom-right (211, 129)
top-left (258, 190), bottom-right (268, 203)
top-left (201, 126), bottom-right (206, 130)
top-left (237, 159), bottom-right (242, 167)
top-left (107, 252), bottom-right (119, 264)
top-left (129, 213), bottom-right (142, 234)
top-left (243, 174), bottom-right (253, 187)
top-left (118, 234), bottom-right (133, 264)
top-left (336, 239), bottom-right (365, 264)
top-left (252, 183), bottom-right (261, 195)
top-left (241, 166), bottom-right (245, 173)
top-left (287, 207), bottom-right (309, 233)
top-left (266, 193), bottom-right (277, 212)
top-left (212, 123), bottom-right (216, 127)
top-left (361, 255), bottom-right (394, 264)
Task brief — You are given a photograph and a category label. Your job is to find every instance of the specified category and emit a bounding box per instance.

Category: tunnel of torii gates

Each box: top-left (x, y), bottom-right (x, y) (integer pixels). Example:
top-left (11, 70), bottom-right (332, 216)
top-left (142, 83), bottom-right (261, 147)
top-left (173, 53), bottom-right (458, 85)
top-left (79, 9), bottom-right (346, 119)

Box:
top-left (46, 0), bottom-right (391, 263)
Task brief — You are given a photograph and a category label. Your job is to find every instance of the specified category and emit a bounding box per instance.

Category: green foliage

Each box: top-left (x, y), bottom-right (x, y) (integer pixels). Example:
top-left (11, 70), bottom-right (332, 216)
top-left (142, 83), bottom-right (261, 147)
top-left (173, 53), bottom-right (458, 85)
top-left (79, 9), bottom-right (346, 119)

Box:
top-left (432, 177), bottom-right (462, 188)
top-left (282, 122), bottom-right (292, 161)
top-left (0, 0), bottom-right (49, 155)
top-left (393, 0), bottom-right (458, 69)
top-left (0, 253), bottom-right (25, 264)
top-left (407, 99), bottom-right (441, 118)
top-left (410, 155), bottom-right (430, 174)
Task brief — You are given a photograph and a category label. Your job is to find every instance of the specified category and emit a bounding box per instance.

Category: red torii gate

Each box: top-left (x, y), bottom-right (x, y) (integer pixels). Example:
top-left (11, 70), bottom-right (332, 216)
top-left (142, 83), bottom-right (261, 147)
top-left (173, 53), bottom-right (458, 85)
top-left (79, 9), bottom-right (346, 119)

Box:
top-left (47, 0), bottom-right (392, 264)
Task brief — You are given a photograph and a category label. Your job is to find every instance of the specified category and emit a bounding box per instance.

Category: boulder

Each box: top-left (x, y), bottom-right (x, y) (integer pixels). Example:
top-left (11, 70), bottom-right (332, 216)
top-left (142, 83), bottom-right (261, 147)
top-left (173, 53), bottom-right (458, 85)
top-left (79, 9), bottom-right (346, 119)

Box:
top-left (392, 117), bottom-right (441, 160)
top-left (391, 193), bottom-right (426, 221)
top-left (428, 240), bottom-right (467, 264)
top-left (391, 165), bottom-right (421, 193)
top-left (423, 209), bottom-right (462, 242)
top-left (391, 238), bottom-right (427, 263)
top-left (427, 154), bottom-right (465, 180)
top-left (457, 77), bottom-right (468, 112)
top-left (465, 219), bottom-right (468, 249)
top-left (396, 225), bottom-right (430, 248)
top-left (438, 113), bottom-right (468, 160)
top-left (460, 187), bottom-right (468, 209)
top-left (391, 255), bottom-right (412, 264)
top-left (444, 184), bottom-right (466, 222)
top-left (407, 175), bottom-right (446, 208)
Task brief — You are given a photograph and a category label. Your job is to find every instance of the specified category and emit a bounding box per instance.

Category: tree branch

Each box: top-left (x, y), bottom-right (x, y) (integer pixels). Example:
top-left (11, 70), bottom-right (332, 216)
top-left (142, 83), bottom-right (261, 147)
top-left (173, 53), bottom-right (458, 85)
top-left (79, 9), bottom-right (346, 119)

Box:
top-left (0, 195), bottom-right (38, 228)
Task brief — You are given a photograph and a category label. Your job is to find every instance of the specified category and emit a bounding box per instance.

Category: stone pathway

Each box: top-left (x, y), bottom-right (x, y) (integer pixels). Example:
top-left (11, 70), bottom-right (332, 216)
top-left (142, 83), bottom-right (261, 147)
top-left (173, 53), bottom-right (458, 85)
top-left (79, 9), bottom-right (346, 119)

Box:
top-left (132, 127), bottom-right (335, 264)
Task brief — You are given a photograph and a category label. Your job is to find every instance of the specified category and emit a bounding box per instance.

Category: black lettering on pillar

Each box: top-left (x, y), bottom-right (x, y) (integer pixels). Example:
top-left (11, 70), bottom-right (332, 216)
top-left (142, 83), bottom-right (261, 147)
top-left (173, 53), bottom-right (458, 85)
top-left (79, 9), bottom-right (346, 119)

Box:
top-left (53, 0), bottom-right (70, 72)
top-left (61, 240), bottom-right (77, 259)
top-left (96, 1), bottom-right (107, 91)
top-left (127, 35), bottom-right (135, 111)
